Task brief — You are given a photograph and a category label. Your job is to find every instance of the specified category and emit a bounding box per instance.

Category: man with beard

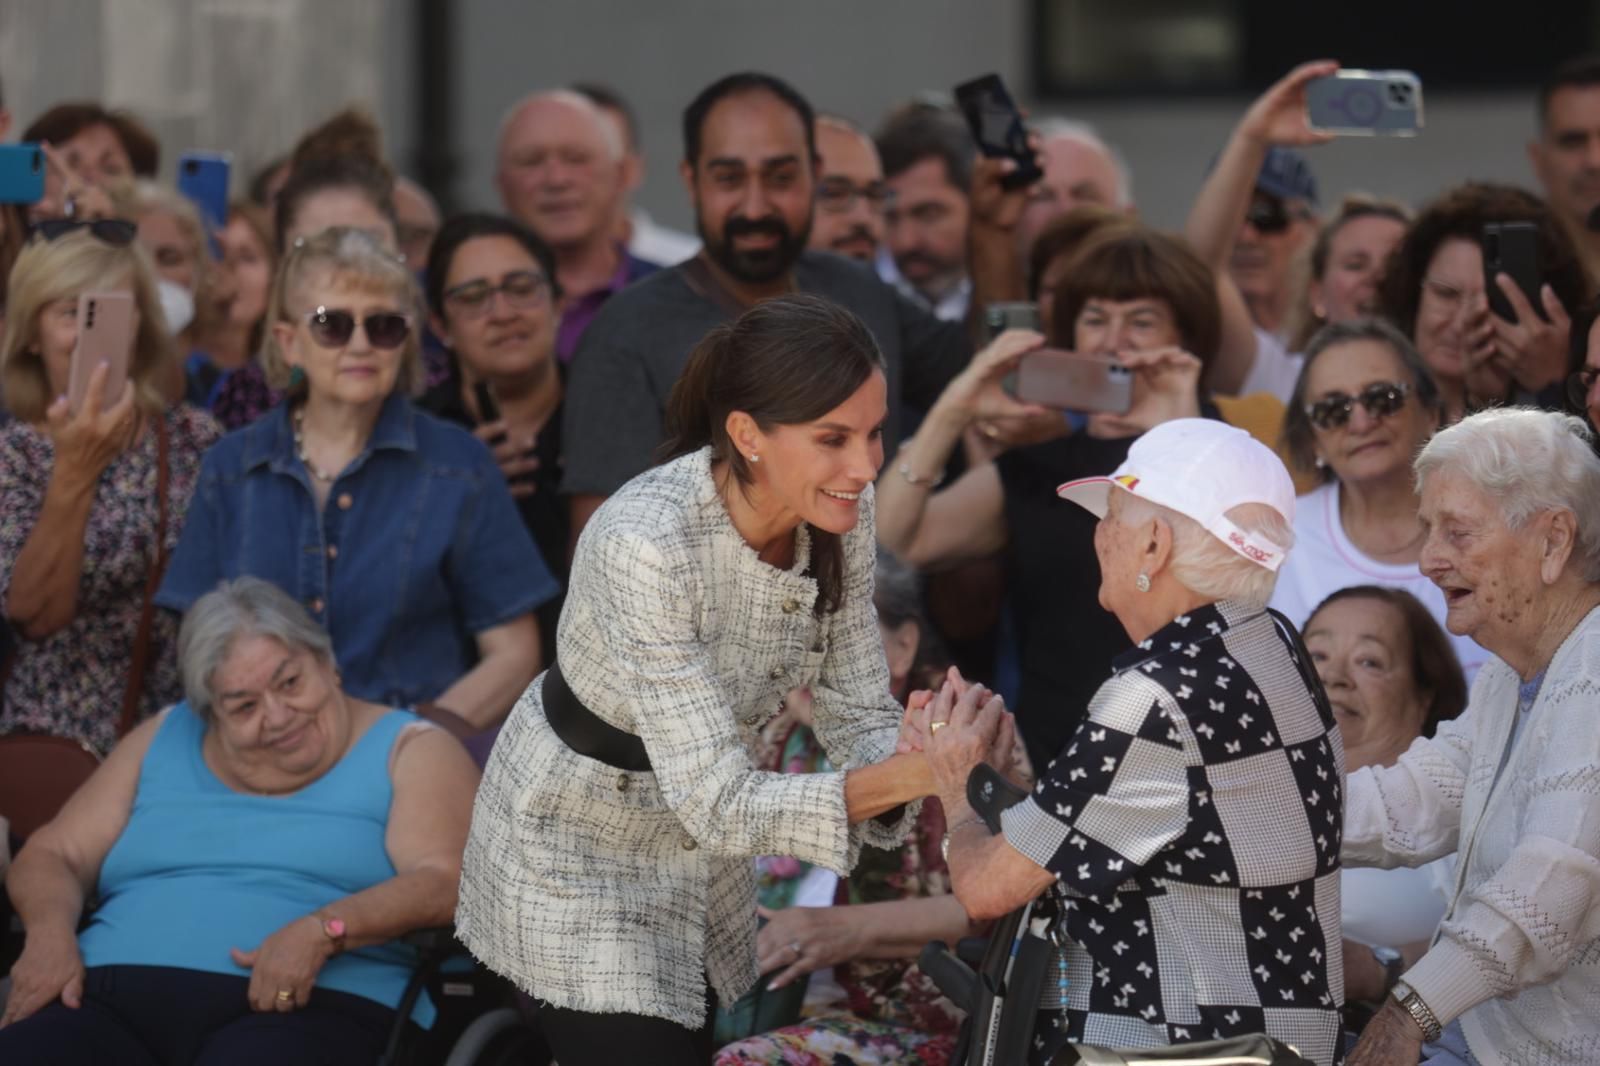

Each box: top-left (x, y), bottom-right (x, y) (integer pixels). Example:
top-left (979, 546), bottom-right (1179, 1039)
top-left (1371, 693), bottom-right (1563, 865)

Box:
top-left (1529, 55), bottom-right (1600, 288)
top-left (497, 89), bottom-right (660, 363)
top-left (876, 102), bottom-right (975, 321)
top-left (808, 115), bottom-right (890, 263)
top-left (560, 72), bottom-right (971, 542)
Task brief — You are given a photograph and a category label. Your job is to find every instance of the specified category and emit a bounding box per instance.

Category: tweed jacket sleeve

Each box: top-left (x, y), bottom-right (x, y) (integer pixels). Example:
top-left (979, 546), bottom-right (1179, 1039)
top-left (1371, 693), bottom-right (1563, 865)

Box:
top-left (807, 488), bottom-right (919, 852)
top-left (587, 517), bottom-right (871, 872)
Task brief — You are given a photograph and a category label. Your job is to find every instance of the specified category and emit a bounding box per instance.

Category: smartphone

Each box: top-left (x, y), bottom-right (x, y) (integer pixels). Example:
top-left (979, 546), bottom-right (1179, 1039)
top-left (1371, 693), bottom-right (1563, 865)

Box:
top-left (176, 151), bottom-right (231, 255)
top-left (472, 380), bottom-right (501, 423)
top-left (953, 74), bottom-right (1043, 191)
top-left (0, 143), bottom-right (45, 205)
top-left (1482, 221), bottom-right (1542, 322)
top-left (1003, 349), bottom-right (1132, 414)
top-left (984, 301), bottom-right (1041, 340)
top-left (1306, 70), bottom-right (1424, 136)
top-left (67, 292), bottom-right (136, 416)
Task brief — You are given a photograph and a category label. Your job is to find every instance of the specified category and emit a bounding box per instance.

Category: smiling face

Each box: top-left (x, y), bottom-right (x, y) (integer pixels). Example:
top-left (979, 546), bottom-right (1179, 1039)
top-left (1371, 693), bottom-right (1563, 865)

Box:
top-left (741, 370), bottom-right (887, 536)
top-left (1411, 237), bottom-right (1482, 386)
top-left (272, 270), bottom-right (409, 407)
top-left (1303, 596), bottom-right (1430, 772)
top-left (1418, 466), bottom-right (1550, 651)
top-left (207, 634), bottom-right (346, 787)
top-left (435, 234), bottom-right (557, 382)
top-left (1304, 338), bottom-right (1435, 487)
top-left (1072, 295), bottom-right (1183, 353)
top-left (1311, 214), bottom-right (1406, 323)
top-left (496, 96), bottom-right (624, 253)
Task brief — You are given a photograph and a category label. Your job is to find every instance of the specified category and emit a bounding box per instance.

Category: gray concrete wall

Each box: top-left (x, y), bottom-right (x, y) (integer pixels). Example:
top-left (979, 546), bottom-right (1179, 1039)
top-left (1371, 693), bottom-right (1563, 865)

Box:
top-left (0, 0), bottom-right (1552, 230)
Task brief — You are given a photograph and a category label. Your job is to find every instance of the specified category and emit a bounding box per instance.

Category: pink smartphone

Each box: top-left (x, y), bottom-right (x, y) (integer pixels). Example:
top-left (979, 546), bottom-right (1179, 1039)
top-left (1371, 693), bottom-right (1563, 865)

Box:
top-left (1003, 349), bottom-right (1133, 414)
top-left (67, 291), bottom-right (135, 416)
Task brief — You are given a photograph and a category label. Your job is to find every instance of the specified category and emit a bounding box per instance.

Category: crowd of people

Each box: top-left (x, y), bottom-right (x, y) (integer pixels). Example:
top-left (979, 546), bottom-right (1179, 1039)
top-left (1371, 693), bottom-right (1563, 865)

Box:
top-left (2, 49), bottom-right (1600, 1066)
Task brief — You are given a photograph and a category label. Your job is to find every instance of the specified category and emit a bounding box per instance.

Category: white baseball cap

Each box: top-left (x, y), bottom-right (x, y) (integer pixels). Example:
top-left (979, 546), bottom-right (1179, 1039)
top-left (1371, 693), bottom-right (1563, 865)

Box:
top-left (1056, 419), bottom-right (1297, 572)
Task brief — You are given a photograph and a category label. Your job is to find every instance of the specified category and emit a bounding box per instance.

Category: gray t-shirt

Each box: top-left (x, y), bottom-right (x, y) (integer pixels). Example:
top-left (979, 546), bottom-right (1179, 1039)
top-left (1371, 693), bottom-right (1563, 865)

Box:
top-left (560, 250), bottom-right (971, 496)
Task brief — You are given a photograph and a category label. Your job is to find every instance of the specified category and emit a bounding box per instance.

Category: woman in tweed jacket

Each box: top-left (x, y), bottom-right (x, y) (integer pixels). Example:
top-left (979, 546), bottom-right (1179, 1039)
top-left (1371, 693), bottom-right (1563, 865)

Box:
top-left (458, 296), bottom-right (999, 1064)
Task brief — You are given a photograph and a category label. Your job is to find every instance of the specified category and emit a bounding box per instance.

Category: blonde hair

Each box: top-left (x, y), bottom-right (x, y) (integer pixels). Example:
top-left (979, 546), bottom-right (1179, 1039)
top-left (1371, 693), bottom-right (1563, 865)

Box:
top-left (261, 226), bottom-right (423, 397)
top-left (0, 230), bottom-right (175, 421)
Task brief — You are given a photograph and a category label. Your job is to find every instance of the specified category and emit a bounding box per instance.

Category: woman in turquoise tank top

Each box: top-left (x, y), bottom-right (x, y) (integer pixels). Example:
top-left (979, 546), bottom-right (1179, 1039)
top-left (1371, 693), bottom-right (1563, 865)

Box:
top-left (0, 577), bottom-right (480, 1066)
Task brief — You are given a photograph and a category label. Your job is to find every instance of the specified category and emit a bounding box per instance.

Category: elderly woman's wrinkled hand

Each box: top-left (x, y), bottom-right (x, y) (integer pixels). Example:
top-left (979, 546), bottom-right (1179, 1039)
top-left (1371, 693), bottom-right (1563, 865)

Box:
top-left (754, 903), bottom-right (866, 990)
top-left (231, 915), bottom-right (337, 1012)
top-left (0, 925), bottom-right (85, 1028)
top-left (924, 676), bottom-right (1007, 817)
top-left (1086, 347), bottom-right (1203, 440)
top-left (989, 710), bottom-right (1035, 792)
top-left (897, 666), bottom-right (974, 753)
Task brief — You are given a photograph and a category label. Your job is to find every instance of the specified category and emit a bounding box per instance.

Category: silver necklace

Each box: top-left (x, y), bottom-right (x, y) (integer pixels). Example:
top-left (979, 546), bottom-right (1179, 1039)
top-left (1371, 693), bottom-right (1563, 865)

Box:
top-left (292, 406), bottom-right (339, 483)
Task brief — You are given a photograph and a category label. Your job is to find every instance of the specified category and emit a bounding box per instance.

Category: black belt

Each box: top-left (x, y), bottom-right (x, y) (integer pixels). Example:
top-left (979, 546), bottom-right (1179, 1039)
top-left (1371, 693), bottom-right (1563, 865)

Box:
top-left (541, 663), bottom-right (652, 772)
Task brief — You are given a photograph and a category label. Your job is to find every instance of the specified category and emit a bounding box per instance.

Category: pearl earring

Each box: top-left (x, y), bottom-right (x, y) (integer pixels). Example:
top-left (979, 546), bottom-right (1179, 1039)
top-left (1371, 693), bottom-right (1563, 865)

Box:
top-left (1135, 572), bottom-right (1151, 593)
top-left (748, 454), bottom-right (759, 463)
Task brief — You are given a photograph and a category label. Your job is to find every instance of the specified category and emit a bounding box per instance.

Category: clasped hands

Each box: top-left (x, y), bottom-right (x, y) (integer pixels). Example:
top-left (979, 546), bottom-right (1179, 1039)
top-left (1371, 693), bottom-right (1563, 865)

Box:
top-left (895, 666), bottom-right (1033, 815)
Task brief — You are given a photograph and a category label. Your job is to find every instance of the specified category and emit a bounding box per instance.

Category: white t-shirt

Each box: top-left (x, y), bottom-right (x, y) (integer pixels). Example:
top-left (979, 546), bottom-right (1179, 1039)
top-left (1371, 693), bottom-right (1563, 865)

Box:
top-left (1242, 327), bottom-right (1305, 404)
top-left (1343, 858), bottom-right (1455, 950)
top-left (1271, 481), bottom-right (1488, 681)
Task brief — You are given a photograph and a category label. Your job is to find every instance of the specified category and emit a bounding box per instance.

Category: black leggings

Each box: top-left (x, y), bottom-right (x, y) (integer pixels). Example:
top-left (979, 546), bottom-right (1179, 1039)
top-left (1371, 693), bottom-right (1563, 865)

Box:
top-left (536, 986), bottom-right (718, 1066)
top-left (0, 964), bottom-right (399, 1066)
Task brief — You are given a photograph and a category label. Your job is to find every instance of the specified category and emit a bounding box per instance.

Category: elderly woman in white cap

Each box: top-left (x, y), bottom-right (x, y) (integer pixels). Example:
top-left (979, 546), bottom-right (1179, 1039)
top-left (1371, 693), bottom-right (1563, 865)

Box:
top-left (1342, 407), bottom-right (1600, 1066)
top-left (925, 418), bottom-right (1344, 1066)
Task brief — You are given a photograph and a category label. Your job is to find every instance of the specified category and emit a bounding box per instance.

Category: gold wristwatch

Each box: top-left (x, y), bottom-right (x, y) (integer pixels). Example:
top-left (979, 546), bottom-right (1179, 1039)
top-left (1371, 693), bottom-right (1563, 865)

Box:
top-left (1391, 979), bottom-right (1442, 1043)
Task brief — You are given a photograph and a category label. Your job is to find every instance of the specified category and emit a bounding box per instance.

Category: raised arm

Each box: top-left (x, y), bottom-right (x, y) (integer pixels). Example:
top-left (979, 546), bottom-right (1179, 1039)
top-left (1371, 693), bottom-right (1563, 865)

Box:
top-left (1, 712), bottom-right (163, 1026)
top-left (1184, 61), bottom-right (1337, 395)
top-left (1343, 713), bottom-right (1476, 871)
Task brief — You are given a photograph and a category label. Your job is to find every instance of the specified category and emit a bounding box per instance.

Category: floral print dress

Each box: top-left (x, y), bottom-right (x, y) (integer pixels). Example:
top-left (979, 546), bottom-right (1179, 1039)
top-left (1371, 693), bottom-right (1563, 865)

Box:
top-left (716, 720), bottom-right (965, 1066)
top-left (0, 405), bottom-right (219, 753)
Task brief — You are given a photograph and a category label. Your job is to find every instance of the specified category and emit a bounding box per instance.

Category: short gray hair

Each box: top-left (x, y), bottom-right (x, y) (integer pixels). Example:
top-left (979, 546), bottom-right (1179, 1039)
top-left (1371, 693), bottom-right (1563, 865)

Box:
top-left (177, 578), bottom-right (336, 720)
top-left (1415, 407), bottom-right (1600, 582)
top-left (1030, 116), bottom-right (1133, 208)
top-left (1119, 496), bottom-right (1295, 609)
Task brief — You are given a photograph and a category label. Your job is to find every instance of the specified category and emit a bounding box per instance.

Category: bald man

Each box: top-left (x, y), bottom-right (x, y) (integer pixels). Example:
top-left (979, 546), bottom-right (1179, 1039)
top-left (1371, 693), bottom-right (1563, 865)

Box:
top-left (808, 115), bottom-right (889, 263)
top-left (1015, 118), bottom-right (1133, 259)
top-left (497, 90), bottom-right (659, 361)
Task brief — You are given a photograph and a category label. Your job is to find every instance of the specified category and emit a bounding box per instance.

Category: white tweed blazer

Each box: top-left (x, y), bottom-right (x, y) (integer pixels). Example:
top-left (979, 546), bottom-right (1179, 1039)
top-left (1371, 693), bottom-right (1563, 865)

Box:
top-left (1344, 605), bottom-right (1600, 1065)
top-left (457, 448), bottom-right (912, 1026)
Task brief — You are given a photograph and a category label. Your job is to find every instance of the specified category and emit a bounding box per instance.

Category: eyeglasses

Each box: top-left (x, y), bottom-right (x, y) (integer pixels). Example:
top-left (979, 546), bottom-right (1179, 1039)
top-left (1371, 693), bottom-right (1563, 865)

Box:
top-left (28, 218), bottom-right (138, 246)
top-left (1244, 198), bottom-right (1313, 235)
top-left (443, 271), bottom-right (551, 318)
top-left (302, 306), bottom-right (413, 350)
top-left (816, 176), bottom-right (893, 215)
top-left (1567, 366), bottom-right (1600, 408)
top-left (1305, 381), bottom-right (1412, 430)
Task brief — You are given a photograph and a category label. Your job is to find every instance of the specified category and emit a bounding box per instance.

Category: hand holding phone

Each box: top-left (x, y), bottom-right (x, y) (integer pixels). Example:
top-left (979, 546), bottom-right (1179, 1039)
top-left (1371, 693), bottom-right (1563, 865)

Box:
top-left (953, 74), bottom-right (1043, 190)
top-left (1481, 221), bottom-right (1541, 322)
top-left (1002, 349), bottom-right (1133, 414)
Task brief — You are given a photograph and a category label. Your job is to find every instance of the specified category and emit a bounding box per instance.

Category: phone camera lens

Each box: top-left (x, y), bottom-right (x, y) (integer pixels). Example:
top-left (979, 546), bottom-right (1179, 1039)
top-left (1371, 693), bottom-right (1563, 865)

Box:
top-left (1387, 82), bottom-right (1412, 105)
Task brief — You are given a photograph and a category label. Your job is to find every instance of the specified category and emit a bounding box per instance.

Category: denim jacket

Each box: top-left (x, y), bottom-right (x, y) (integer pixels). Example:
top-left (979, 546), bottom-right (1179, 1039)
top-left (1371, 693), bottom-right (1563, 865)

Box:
top-left (157, 394), bottom-right (557, 707)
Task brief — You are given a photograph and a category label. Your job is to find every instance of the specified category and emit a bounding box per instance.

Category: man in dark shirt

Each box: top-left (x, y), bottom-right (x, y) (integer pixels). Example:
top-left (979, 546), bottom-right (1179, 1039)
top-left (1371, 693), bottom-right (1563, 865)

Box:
top-left (561, 72), bottom-right (971, 540)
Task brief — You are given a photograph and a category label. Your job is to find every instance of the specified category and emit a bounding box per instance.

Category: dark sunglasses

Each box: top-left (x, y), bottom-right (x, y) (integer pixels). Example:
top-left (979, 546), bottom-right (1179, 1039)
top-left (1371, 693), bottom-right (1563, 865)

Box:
top-left (302, 306), bottom-right (413, 350)
top-left (443, 271), bottom-right (551, 318)
top-left (29, 218), bottom-right (138, 246)
top-left (1305, 381), bottom-right (1412, 430)
top-left (1244, 198), bottom-right (1312, 235)
top-left (1567, 366), bottom-right (1600, 409)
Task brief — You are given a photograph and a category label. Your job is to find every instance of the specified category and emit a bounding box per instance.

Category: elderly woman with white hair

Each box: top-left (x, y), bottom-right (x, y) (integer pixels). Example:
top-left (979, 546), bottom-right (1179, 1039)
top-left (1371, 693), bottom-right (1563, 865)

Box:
top-left (0, 577), bottom-right (479, 1064)
top-left (925, 418), bottom-right (1345, 1065)
top-left (1342, 408), bottom-right (1600, 1066)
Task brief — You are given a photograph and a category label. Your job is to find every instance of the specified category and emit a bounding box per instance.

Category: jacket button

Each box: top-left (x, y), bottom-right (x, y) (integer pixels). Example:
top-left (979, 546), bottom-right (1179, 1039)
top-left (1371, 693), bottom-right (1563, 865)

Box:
top-left (744, 713), bottom-right (760, 725)
top-left (326, 544), bottom-right (339, 560)
top-left (616, 773), bottom-right (630, 792)
top-left (336, 492), bottom-right (354, 510)
top-left (309, 597), bottom-right (325, 613)
top-left (768, 666), bottom-right (784, 681)
top-left (781, 598), bottom-right (799, 614)
top-left (682, 837), bottom-right (698, 851)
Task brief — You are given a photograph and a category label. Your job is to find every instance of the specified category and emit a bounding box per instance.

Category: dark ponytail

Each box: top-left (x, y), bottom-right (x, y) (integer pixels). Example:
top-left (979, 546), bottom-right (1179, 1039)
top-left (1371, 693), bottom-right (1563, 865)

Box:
top-left (661, 293), bottom-right (885, 615)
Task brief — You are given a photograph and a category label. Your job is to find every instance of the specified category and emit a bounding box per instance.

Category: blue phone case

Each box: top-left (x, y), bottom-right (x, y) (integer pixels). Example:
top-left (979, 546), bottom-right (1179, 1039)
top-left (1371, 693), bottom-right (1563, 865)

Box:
top-left (0, 143), bottom-right (46, 205)
top-left (1306, 71), bottom-right (1424, 137)
top-left (176, 151), bottom-right (231, 251)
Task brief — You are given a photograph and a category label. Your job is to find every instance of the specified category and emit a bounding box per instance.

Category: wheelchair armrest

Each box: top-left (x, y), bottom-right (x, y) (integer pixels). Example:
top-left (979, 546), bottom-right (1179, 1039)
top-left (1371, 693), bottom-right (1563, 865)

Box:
top-left (955, 935), bottom-right (989, 966)
top-left (917, 940), bottom-right (977, 1008)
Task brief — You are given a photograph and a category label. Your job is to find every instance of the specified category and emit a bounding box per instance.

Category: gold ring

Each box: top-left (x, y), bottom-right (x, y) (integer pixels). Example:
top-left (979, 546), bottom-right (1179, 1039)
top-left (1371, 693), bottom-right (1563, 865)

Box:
top-left (276, 989), bottom-right (293, 1002)
top-left (929, 721), bottom-right (947, 733)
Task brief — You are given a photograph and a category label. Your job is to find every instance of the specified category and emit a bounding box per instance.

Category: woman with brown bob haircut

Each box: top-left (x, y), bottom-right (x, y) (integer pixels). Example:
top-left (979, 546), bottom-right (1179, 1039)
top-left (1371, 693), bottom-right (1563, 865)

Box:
top-left (1377, 181), bottom-right (1588, 423)
top-left (879, 223), bottom-right (1226, 764)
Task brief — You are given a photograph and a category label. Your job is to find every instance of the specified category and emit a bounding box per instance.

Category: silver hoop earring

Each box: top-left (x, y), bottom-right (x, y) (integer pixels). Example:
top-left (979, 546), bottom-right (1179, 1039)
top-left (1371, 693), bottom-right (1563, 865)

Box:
top-left (1135, 573), bottom-right (1151, 593)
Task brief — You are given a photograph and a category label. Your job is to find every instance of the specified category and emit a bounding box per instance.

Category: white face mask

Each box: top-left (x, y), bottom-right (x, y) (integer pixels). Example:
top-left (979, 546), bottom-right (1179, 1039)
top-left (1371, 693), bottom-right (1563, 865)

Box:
top-left (157, 278), bottom-right (195, 335)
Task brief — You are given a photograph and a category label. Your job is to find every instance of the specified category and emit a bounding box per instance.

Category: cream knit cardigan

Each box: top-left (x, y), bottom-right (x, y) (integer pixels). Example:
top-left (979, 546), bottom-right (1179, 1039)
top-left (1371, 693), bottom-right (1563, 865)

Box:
top-left (1344, 605), bottom-right (1600, 1066)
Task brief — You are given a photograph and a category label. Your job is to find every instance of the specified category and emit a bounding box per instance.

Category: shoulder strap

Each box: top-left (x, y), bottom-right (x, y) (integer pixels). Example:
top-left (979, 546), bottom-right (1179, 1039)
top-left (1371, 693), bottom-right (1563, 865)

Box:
top-left (120, 416), bottom-right (170, 738)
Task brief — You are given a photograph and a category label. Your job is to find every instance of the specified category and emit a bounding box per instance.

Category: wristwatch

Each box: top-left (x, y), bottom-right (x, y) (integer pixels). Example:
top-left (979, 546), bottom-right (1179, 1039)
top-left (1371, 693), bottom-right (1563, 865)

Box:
top-left (1391, 979), bottom-right (1443, 1043)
